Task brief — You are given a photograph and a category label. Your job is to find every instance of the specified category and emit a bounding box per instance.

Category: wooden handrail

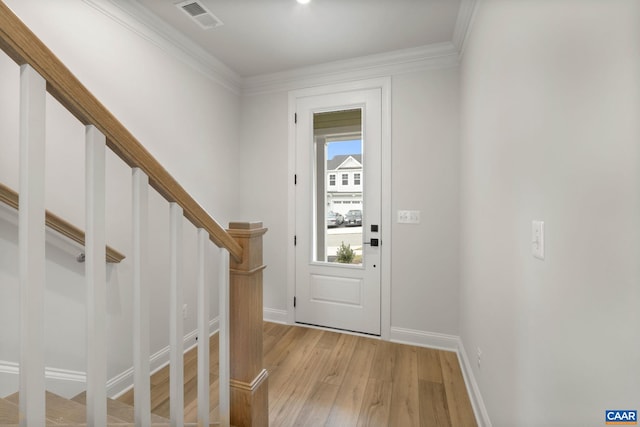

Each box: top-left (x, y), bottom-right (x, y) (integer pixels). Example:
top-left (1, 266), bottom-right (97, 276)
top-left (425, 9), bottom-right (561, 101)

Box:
top-left (0, 183), bottom-right (125, 263)
top-left (0, 2), bottom-right (243, 262)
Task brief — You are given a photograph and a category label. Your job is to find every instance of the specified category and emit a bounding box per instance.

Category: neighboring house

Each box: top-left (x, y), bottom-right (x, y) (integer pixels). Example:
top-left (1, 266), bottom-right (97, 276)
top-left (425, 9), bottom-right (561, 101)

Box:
top-left (326, 154), bottom-right (362, 215)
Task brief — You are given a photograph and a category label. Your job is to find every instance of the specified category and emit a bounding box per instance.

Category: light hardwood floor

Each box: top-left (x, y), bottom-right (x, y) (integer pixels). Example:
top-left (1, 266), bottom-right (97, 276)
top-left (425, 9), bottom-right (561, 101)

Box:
top-left (118, 322), bottom-right (477, 426)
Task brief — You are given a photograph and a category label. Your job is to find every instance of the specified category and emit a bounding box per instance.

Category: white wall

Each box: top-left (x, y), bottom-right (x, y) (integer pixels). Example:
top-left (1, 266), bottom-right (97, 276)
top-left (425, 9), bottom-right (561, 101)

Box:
top-left (238, 91), bottom-right (290, 313)
top-left (0, 0), bottom-right (240, 396)
top-left (391, 69), bottom-right (460, 336)
top-left (239, 67), bottom-right (461, 336)
top-left (459, 0), bottom-right (640, 425)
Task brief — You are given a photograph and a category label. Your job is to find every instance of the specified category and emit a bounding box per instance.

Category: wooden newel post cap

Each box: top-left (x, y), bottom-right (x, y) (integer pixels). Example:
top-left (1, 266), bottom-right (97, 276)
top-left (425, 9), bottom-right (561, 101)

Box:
top-left (227, 222), bottom-right (268, 271)
top-left (228, 221), bottom-right (264, 231)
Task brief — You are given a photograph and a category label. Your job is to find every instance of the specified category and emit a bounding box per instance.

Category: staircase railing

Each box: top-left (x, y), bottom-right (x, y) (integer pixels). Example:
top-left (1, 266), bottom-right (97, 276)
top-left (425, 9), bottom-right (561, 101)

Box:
top-left (0, 182), bottom-right (125, 263)
top-left (0, 2), bottom-right (268, 426)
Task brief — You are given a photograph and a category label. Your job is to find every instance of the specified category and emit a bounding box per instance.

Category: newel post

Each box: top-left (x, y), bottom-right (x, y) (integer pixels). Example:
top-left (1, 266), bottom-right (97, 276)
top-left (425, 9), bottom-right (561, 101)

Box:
top-left (227, 222), bottom-right (269, 427)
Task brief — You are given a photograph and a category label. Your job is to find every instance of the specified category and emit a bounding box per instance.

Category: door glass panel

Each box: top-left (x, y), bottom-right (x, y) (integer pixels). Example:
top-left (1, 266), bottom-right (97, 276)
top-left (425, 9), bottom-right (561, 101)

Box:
top-left (313, 109), bottom-right (363, 265)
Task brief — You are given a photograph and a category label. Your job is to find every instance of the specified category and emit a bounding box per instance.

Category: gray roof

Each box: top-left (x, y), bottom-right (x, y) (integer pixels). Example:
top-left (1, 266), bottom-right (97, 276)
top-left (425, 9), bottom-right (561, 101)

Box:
top-left (327, 154), bottom-right (362, 171)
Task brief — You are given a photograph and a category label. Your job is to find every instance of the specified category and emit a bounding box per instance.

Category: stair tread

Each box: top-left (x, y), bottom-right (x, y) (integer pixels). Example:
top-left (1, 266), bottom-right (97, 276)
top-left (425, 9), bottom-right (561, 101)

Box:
top-left (0, 392), bottom-right (222, 426)
top-left (4, 391), bottom-right (130, 424)
top-left (72, 391), bottom-right (170, 423)
top-left (0, 397), bottom-right (19, 424)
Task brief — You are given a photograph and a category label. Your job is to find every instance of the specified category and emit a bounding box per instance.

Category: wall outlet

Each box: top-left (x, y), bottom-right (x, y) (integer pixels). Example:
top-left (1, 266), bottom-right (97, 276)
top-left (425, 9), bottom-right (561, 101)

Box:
top-left (397, 210), bottom-right (421, 224)
top-left (183, 304), bottom-right (188, 319)
top-left (477, 347), bottom-right (482, 368)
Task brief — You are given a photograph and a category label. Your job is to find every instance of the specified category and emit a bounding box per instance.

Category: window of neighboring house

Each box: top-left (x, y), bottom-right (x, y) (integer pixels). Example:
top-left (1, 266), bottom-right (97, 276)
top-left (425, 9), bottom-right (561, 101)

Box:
top-left (342, 173), bottom-right (349, 185)
top-left (354, 173), bottom-right (361, 185)
top-left (329, 174), bottom-right (336, 186)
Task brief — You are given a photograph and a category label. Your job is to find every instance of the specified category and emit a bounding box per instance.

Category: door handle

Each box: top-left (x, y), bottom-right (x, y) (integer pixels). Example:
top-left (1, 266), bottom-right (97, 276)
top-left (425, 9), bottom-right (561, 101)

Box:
top-left (364, 238), bottom-right (379, 247)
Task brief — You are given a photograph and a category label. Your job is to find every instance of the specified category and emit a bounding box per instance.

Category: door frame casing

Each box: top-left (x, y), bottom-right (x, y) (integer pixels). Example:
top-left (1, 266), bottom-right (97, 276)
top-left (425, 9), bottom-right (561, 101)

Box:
top-left (287, 77), bottom-right (391, 340)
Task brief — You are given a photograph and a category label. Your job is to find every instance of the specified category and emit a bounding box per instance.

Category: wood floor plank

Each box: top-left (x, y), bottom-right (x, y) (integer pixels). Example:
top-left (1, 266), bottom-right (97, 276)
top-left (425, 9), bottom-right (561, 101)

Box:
top-left (356, 378), bottom-right (392, 427)
top-left (324, 336), bottom-right (378, 426)
top-left (369, 339), bottom-right (397, 382)
top-left (315, 327), bottom-right (342, 350)
top-left (440, 351), bottom-right (477, 427)
top-left (266, 327), bottom-right (324, 402)
top-left (269, 345), bottom-right (332, 426)
top-left (318, 332), bottom-right (358, 385)
top-left (419, 380), bottom-right (452, 427)
top-left (263, 324), bottom-right (307, 373)
top-left (291, 381), bottom-right (340, 426)
top-left (418, 346), bottom-right (444, 383)
top-left (390, 344), bottom-right (420, 426)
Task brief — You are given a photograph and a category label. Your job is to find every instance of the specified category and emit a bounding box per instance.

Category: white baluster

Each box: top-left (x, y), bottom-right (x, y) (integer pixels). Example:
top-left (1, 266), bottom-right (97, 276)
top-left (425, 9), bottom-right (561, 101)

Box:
top-left (169, 203), bottom-right (184, 427)
top-left (132, 168), bottom-right (151, 426)
top-left (19, 64), bottom-right (46, 427)
top-left (85, 125), bottom-right (107, 426)
top-left (197, 228), bottom-right (209, 426)
top-left (218, 248), bottom-right (230, 427)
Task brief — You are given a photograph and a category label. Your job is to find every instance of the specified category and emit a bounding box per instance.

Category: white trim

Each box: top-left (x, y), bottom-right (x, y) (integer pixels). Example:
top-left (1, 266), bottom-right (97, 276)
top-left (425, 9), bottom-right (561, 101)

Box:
top-left (379, 77), bottom-right (392, 341)
top-left (107, 317), bottom-right (219, 399)
top-left (287, 77), bottom-right (392, 339)
top-left (389, 327), bottom-right (460, 352)
top-left (244, 43), bottom-right (458, 96)
top-left (457, 340), bottom-right (493, 427)
top-left (82, 0), bottom-right (242, 94)
top-left (263, 308), bottom-right (288, 324)
top-left (452, 0), bottom-right (480, 54)
top-left (0, 360), bottom-right (87, 383)
top-left (286, 90), bottom-right (297, 326)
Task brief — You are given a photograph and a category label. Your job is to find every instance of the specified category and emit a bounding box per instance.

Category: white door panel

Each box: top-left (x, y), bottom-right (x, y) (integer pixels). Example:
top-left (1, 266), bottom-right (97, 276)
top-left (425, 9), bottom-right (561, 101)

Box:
top-left (295, 88), bottom-right (381, 335)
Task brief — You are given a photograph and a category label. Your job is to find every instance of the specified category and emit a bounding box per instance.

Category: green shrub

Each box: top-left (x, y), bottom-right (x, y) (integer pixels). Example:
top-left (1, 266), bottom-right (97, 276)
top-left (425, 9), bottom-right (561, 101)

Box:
top-left (335, 241), bottom-right (355, 263)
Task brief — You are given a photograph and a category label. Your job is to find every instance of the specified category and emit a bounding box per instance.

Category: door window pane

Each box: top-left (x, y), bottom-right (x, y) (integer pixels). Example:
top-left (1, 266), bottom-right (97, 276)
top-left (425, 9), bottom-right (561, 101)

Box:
top-left (313, 109), bottom-right (363, 265)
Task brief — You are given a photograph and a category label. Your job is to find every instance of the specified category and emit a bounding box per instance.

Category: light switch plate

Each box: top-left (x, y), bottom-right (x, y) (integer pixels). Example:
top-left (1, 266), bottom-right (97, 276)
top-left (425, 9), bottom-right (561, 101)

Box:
top-left (532, 220), bottom-right (544, 259)
top-left (398, 210), bottom-right (420, 224)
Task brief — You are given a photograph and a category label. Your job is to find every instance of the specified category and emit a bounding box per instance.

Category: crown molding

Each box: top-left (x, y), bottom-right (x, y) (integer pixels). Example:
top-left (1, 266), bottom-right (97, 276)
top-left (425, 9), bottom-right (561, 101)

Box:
top-left (242, 42), bottom-right (459, 96)
top-left (82, 0), bottom-right (243, 94)
top-left (453, 0), bottom-right (480, 58)
top-left (81, 0), bottom-right (479, 96)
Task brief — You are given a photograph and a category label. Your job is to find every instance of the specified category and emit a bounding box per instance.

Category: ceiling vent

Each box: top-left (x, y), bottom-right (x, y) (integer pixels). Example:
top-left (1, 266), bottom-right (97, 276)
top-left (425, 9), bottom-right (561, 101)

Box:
top-left (175, 0), bottom-right (223, 30)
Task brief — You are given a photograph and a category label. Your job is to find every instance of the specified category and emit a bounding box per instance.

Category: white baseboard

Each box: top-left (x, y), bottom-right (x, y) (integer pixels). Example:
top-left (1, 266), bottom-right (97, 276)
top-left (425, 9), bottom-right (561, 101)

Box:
top-left (389, 326), bottom-right (459, 352)
top-left (456, 340), bottom-right (492, 427)
top-left (108, 317), bottom-right (219, 398)
top-left (263, 307), bottom-right (288, 324)
top-left (388, 327), bottom-right (491, 427)
top-left (0, 360), bottom-right (87, 398)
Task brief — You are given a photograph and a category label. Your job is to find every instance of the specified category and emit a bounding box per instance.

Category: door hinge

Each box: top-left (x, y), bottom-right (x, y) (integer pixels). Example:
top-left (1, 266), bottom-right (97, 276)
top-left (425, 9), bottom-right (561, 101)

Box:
top-left (294, 113), bottom-right (297, 124)
top-left (294, 296), bottom-right (296, 308)
top-left (294, 235), bottom-right (297, 246)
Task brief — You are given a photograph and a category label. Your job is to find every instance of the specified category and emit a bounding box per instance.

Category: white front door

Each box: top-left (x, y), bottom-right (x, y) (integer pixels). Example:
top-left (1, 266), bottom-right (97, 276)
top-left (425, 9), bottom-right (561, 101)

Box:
top-left (294, 88), bottom-right (382, 335)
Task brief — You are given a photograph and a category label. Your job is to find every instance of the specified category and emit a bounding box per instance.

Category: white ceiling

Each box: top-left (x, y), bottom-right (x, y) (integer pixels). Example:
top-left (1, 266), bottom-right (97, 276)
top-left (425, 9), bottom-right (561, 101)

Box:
top-left (131, 0), bottom-right (463, 78)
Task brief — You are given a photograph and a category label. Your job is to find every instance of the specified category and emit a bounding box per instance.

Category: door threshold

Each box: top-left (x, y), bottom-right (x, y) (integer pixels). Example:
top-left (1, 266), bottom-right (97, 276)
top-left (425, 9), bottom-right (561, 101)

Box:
top-left (295, 321), bottom-right (381, 338)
